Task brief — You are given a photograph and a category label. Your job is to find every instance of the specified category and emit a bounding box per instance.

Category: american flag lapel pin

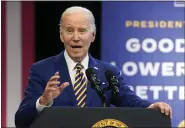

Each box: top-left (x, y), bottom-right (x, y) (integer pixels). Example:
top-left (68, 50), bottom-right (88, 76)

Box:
top-left (94, 67), bottom-right (98, 70)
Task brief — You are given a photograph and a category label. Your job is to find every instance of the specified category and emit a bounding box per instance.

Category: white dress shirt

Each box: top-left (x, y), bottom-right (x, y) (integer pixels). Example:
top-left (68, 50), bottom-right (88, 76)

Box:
top-left (36, 50), bottom-right (89, 112)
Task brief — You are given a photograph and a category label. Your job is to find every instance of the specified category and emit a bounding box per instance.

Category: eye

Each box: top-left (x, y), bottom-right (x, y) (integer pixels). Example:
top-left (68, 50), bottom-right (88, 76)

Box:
top-left (66, 28), bottom-right (74, 33)
top-left (79, 28), bottom-right (87, 33)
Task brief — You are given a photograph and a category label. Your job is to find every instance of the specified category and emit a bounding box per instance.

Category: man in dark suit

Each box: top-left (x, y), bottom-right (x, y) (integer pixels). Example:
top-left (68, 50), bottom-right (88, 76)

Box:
top-left (15, 6), bottom-right (172, 127)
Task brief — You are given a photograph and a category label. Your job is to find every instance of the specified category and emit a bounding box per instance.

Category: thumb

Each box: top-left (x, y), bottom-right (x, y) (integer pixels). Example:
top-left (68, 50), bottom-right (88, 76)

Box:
top-left (59, 82), bottom-right (70, 92)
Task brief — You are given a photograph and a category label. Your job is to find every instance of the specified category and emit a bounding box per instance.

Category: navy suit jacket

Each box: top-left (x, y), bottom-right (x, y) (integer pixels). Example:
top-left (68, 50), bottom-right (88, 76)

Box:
top-left (15, 51), bottom-right (152, 127)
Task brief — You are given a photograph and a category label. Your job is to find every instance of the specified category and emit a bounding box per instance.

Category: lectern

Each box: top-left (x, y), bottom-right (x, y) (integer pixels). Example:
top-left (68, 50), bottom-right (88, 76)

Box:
top-left (30, 107), bottom-right (171, 128)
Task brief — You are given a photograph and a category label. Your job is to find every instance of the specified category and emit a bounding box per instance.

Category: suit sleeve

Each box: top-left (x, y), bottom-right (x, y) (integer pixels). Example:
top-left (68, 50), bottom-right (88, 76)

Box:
top-left (113, 67), bottom-right (152, 108)
top-left (15, 64), bottom-right (46, 128)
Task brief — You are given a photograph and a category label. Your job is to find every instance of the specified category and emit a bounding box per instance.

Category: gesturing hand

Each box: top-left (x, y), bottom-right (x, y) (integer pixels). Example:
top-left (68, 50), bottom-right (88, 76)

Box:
top-left (39, 71), bottom-right (69, 106)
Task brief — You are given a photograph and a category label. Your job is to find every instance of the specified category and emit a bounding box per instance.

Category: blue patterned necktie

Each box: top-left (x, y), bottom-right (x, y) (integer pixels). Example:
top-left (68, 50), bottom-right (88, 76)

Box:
top-left (74, 63), bottom-right (87, 107)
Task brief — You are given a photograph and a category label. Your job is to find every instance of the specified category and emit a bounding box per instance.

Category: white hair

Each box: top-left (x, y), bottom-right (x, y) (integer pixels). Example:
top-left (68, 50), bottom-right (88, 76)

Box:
top-left (60, 6), bottom-right (96, 32)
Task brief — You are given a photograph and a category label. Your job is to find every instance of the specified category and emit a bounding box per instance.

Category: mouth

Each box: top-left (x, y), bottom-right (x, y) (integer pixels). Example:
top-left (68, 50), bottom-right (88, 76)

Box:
top-left (71, 46), bottom-right (82, 49)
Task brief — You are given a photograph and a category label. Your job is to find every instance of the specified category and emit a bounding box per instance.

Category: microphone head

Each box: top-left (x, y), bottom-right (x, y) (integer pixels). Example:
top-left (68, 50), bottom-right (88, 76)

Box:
top-left (85, 68), bottom-right (96, 81)
top-left (105, 70), bottom-right (120, 92)
top-left (105, 70), bottom-right (114, 80)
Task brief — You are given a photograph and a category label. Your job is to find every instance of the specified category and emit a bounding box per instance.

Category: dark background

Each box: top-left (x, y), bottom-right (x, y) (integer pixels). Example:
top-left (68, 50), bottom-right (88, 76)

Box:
top-left (35, 1), bottom-right (102, 62)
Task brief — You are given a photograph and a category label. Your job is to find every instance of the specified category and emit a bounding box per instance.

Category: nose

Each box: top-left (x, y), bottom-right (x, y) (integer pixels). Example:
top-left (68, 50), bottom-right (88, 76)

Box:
top-left (73, 31), bottom-right (80, 42)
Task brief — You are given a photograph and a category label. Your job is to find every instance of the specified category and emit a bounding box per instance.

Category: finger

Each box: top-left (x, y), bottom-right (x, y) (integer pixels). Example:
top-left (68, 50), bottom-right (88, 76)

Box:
top-left (54, 72), bottom-right (60, 79)
top-left (49, 75), bottom-right (60, 81)
top-left (54, 72), bottom-right (61, 82)
top-left (148, 103), bottom-right (155, 108)
top-left (45, 87), bottom-right (57, 91)
top-left (163, 103), bottom-right (170, 116)
top-left (155, 102), bottom-right (165, 114)
top-left (48, 81), bottom-right (60, 87)
top-left (165, 104), bottom-right (172, 118)
top-left (59, 82), bottom-right (70, 92)
top-left (55, 71), bottom-right (59, 75)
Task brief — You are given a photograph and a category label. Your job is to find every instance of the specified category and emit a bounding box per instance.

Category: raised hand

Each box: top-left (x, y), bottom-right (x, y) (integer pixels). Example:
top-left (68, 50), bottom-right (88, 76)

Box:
top-left (39, 71), bottom-right (69, 106)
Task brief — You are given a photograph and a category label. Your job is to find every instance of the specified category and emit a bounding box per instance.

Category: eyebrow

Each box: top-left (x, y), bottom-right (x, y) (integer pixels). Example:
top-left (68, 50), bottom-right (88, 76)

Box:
top-left (63, 25), bottom-right (90, 29)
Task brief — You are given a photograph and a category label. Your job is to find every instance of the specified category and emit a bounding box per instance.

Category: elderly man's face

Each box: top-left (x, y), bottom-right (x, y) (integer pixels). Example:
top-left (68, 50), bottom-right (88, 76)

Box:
top-left (60, 12), bottom-right (96, 62)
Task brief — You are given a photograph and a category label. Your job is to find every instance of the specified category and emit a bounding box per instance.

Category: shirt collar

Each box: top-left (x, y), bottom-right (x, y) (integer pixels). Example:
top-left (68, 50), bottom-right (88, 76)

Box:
top-left (64, 50), bottom-right (89, 73)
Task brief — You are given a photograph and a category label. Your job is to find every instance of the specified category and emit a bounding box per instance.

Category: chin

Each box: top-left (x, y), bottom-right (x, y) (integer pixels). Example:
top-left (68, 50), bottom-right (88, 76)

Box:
top-left (71, 54), bottom-right (85, 61)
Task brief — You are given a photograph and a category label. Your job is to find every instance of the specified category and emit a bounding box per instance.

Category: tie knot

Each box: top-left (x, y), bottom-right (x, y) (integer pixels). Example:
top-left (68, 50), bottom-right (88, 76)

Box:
top-left (75, 63), bottom-right (83, 71)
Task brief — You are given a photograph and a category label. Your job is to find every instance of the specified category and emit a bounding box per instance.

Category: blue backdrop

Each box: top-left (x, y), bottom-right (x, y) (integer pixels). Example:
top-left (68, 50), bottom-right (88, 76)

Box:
top-left (101, 1), bottom-right (184, 127)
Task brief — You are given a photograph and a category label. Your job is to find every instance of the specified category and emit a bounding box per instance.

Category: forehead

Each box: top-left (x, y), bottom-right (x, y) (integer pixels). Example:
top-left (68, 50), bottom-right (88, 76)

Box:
top-left (62, 13), bottom-right (92, 28)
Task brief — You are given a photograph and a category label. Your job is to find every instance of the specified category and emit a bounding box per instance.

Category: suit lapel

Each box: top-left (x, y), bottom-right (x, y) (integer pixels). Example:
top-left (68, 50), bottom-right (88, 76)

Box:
top-left (54, 51), bottom-right (77, 106)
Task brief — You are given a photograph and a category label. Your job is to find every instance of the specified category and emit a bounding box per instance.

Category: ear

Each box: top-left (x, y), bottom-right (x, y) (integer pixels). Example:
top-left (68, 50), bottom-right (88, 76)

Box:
top-left (60, 28), bottom-right (64, 43)
top-left (91, 30), bottom-right (96, 42)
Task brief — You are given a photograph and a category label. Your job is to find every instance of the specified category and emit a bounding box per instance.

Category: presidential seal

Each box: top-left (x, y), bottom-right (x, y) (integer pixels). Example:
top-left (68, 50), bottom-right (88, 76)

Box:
top-left (178, 120), bottom-right (185, 128)
top-left (92, 119), bottom-right (128, 128)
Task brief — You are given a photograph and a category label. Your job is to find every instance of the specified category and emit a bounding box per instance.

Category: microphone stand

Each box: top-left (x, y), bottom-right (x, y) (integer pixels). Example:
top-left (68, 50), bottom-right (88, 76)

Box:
top-left (100, 92), bottom-right (107, 107)
top-left (103, 86), bottom-right (119, 107)
top-left (93, 81), bottom-right (109, 107)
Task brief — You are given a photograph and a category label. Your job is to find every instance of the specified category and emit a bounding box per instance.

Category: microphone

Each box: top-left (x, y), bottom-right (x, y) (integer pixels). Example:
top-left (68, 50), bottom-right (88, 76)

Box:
top-left (86, 68), bottom-right (107, 107)
top-left (105, 70), bottom-right (120, 96)
top-left (85, 68), bottom-right (103, 94)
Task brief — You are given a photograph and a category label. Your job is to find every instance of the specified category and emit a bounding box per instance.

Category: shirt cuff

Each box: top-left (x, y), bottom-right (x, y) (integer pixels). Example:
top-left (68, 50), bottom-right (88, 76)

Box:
top-left (36, 97), bottom-right (53, 112)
